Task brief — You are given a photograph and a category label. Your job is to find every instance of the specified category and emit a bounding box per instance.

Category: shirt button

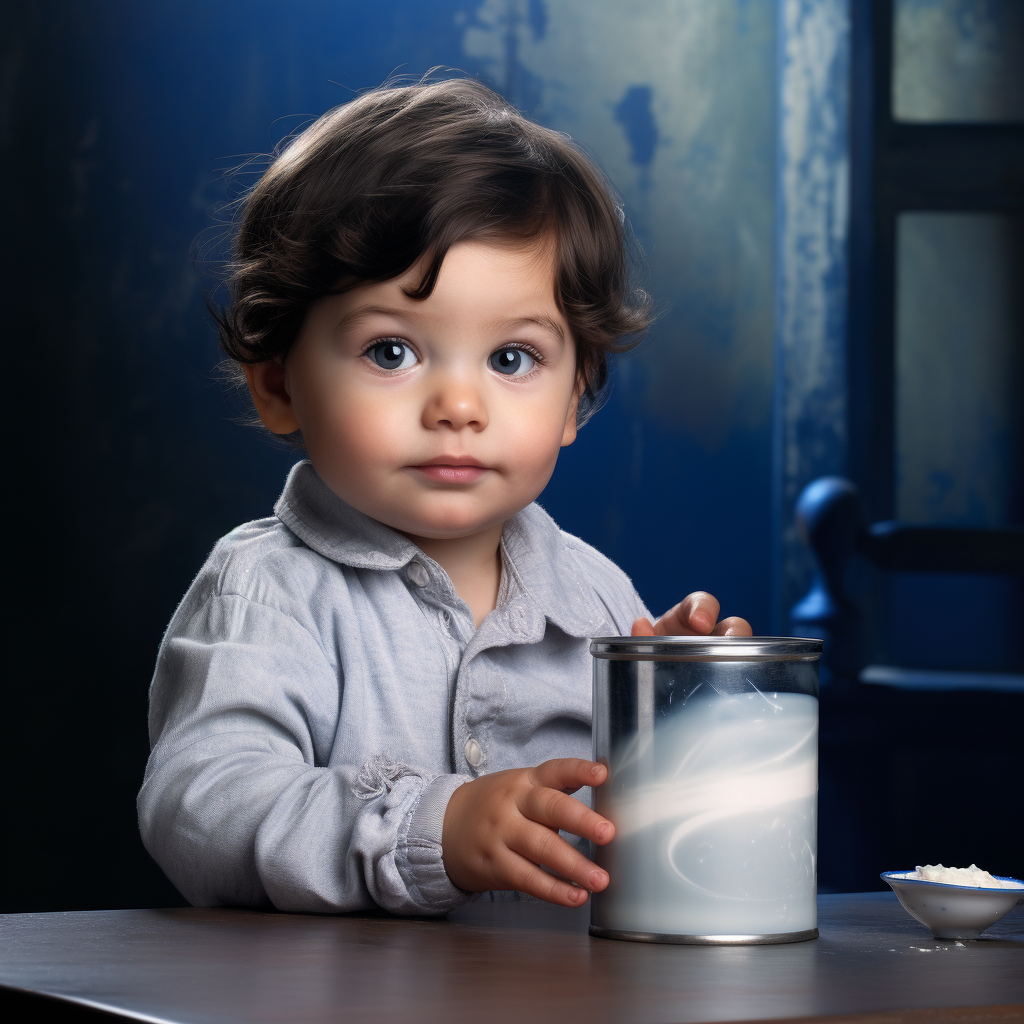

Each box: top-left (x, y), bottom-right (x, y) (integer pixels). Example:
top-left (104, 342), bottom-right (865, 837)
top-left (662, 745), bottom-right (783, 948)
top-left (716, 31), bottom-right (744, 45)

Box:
top-left (407, 561), bottom-right (429, 587)
top-left (464, 737), bottom-right (483, 768)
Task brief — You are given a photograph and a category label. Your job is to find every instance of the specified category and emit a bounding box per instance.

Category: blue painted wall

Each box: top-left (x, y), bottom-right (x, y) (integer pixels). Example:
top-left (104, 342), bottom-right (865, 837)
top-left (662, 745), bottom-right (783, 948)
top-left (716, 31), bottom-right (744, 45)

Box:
top-left (773, 0), bottom-right (852, 633)
top-left (5, 0), bottom-right (778, 910)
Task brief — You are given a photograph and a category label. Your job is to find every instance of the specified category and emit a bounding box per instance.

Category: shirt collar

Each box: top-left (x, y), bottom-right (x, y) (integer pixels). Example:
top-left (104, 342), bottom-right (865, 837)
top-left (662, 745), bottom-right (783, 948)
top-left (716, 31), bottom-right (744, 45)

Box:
top-left (275, 460), bottom-right (422, 571)
top-left (275, 460), bottom-right (605, 640)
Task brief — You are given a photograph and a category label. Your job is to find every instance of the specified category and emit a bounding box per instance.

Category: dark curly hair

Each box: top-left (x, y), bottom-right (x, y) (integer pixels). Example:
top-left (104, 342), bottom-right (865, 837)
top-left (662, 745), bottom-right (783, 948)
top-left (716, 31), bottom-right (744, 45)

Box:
top-left (213, 77), bottom-right (651, 429)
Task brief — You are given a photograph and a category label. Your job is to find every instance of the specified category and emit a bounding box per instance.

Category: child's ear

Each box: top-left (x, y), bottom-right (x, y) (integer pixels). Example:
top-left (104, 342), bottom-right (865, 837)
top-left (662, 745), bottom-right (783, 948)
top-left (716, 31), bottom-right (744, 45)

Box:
top-left (243, 360), bottom-right (301, 435)
top-left (560, 378), bottom-right (583, 448)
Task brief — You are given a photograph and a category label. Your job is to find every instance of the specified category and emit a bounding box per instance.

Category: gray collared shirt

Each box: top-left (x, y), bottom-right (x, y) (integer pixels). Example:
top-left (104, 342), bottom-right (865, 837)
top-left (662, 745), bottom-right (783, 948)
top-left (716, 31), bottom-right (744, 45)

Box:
top-left (138, 461), bottom-right (648, 915)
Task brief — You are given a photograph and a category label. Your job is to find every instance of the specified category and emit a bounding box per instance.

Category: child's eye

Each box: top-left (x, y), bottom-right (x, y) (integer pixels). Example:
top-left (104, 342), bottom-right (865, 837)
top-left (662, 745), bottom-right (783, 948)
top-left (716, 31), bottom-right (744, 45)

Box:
top-left (489, 347), bottom-right (537, 377)
top-left (367, 339), bottom-right (418, 371)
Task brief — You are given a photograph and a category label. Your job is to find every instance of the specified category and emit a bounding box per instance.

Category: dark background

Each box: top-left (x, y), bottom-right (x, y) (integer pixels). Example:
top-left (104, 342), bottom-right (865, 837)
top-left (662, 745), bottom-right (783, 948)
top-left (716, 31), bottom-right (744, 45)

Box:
top-left (3, 0), bottom-right (1021, 914)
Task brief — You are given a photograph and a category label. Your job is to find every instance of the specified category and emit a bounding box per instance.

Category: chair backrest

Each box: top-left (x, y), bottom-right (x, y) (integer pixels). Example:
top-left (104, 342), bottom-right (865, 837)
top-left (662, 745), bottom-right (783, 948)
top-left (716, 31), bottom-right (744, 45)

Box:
top-left (791, 475), bottom-right (1024, 689)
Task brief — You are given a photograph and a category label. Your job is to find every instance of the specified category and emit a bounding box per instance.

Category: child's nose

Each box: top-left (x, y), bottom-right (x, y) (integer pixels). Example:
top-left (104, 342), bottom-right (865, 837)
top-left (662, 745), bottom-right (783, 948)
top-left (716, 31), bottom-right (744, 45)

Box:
top-left (422, 376), bottom-right (489, 432)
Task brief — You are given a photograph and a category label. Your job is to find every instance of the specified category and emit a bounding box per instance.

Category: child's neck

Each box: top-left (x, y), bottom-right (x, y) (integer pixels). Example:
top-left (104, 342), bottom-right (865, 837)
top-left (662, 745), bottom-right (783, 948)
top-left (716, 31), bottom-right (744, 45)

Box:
top-left (405, 524), bottom-right (504, 630)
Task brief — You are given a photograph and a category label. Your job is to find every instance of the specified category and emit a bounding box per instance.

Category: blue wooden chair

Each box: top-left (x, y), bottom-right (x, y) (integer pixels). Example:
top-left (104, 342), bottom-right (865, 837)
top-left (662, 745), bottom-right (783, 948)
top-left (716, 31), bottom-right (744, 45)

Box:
top-left (790, 476), bottom-right (1024, 892)
top-left (792, 475), bottom-right (1024, 689)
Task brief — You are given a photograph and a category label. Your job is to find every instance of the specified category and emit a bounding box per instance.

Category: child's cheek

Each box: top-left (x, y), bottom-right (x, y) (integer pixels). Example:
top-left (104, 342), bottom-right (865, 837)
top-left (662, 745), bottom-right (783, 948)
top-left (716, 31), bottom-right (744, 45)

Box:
top-left (503, 408), bottom-right (571, 492)
top-left (317, 398), bottom-right (398, 475)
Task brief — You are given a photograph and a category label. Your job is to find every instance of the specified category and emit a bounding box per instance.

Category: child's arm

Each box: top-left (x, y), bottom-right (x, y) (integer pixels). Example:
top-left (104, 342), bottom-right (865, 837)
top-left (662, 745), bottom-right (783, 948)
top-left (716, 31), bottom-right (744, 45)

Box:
top-left (138, 591), bottom-right (469, 917)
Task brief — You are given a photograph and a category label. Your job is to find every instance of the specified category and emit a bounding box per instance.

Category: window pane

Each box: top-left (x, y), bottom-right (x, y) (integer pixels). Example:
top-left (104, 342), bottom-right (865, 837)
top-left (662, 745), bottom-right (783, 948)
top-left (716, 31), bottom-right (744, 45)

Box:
top-left (895, 212), bottom-right (1023, 527)
top-left (892, 0), bottom-right (1024, 122)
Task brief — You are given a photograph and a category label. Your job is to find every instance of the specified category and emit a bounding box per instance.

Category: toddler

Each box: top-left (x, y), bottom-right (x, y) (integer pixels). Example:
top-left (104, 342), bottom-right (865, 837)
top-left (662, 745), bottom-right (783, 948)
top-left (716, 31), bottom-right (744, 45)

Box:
top-left (139, 78), bottom-right (750, 916)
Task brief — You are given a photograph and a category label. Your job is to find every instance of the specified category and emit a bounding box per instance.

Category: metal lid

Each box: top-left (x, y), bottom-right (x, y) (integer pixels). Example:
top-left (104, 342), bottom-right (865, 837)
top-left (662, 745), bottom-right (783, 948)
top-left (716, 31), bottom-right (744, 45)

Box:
top-left (589, 636), bottom-right (822, 661)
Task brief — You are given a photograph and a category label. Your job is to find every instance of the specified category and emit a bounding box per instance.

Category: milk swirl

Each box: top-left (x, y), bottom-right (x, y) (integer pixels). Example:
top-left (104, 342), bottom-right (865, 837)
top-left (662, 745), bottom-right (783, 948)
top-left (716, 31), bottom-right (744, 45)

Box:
top-left (593, 690), bottom-right (818, 936)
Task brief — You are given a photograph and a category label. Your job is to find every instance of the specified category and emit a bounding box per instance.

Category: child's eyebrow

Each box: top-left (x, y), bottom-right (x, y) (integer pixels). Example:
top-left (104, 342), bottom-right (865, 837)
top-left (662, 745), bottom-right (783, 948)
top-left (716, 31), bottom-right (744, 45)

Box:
top-left (333, 304), bottom-right (425, 332)
top-left (492, 315), bottom-right (566, 344)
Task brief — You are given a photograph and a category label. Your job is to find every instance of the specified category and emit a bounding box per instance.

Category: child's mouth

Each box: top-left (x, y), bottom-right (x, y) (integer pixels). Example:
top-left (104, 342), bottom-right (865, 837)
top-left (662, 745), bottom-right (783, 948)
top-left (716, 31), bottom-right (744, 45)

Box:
top-left (411, 457), bottom-right (487, 483)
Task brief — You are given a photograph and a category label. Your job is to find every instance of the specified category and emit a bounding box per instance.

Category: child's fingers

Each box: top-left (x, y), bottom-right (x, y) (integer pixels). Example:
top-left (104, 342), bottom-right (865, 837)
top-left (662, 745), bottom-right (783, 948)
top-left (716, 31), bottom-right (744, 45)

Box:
top-left (505, 825), bottom-right (609, 898)
top-left (529, 758), bottom-right (607, 793)
top-left (650, 591), bottom-right (720, 636)
top-left (676, 591), bottom-right (720, 634)
top-left (519, 786), bottom-right (614, 845)
top-left (631, 616), bottom-right (655, 636)
top-left (505, 851), bottom-right (594, 907)
top-left (711, 615), bottom-right (753, 637)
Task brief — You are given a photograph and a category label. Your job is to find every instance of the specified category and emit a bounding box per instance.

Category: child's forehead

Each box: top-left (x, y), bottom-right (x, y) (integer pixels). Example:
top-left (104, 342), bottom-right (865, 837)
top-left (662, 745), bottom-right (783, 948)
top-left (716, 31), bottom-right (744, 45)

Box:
top-left (427, 234), bottom-right (558, 283)
top-left (348, 235), bottom-right (561, 310)
top-left (319, 236), bottom-right (568, 340)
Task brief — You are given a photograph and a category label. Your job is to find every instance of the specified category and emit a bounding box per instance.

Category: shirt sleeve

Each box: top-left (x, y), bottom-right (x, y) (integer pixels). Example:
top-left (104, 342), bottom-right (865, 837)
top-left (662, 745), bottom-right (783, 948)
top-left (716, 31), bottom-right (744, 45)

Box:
top-left (137, 592), bottom-right (471, 916)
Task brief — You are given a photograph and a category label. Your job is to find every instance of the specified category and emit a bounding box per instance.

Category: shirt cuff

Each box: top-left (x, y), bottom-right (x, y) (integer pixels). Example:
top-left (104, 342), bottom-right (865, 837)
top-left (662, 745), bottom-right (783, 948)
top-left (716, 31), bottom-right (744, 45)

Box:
top-left (396, 773), bottom-right (472, 914)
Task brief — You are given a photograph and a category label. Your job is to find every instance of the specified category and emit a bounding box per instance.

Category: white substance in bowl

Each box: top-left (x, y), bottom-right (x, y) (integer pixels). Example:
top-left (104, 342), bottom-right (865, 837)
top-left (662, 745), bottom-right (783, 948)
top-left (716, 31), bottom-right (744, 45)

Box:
top-left (914, 863), bottom-right (1023, 889)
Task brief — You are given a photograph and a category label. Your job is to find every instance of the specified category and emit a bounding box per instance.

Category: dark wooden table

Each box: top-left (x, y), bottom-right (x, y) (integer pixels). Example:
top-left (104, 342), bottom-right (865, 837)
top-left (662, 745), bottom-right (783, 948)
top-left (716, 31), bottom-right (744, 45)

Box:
top-left (2, 893), bottom-right (1022, 1023)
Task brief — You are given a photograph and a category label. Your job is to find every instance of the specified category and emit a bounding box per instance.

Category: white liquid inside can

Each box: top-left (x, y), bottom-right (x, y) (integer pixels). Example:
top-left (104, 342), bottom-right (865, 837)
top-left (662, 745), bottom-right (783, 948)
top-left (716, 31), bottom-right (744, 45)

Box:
top-left (593, 689), bottom-right (818, 938)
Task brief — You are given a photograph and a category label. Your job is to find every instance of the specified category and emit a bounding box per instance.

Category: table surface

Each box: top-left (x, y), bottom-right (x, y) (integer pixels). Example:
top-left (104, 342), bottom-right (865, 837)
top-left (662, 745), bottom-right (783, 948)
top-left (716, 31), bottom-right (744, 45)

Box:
top-left (2, 893), bottom-right (1022, 1024)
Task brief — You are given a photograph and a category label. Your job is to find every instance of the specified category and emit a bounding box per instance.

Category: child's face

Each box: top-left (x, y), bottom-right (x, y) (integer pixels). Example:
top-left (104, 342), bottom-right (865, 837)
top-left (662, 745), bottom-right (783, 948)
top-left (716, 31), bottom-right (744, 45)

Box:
top-left (264, 237), bottom-right (580, 541)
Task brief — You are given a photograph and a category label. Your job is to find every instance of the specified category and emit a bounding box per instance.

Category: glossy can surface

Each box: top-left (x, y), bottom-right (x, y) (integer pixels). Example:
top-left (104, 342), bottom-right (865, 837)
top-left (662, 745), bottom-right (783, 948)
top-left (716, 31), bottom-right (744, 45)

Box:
top-left (590, 636), bottom-right (822, 944)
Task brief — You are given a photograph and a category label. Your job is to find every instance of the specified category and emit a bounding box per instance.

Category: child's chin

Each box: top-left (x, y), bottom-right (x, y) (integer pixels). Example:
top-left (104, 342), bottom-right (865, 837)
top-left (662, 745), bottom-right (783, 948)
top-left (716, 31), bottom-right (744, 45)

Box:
top-left (392, 509), bottom-right (507, 541)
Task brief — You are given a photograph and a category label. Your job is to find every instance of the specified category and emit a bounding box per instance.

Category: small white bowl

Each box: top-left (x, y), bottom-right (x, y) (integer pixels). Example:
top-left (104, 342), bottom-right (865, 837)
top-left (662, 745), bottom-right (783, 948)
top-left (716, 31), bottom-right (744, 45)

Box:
top-left (881, 870), bottom-right (1024, 939)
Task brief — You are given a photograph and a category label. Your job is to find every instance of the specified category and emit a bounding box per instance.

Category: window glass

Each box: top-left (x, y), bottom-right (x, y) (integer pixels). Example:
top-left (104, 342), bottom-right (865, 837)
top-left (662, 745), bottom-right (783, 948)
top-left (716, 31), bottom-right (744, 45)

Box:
top-left (892, 0), bottom-right (1024, 122)
top-left (895, 212), bottom-right (1023, 527)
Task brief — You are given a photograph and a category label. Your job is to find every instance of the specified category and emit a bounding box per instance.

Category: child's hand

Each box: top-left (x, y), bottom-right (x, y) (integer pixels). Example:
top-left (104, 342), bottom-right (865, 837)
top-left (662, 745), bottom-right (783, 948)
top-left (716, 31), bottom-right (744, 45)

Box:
top-left (441, 759), bottom-right (614, 907)
top-left (631, 591), bottom-right (752, 637)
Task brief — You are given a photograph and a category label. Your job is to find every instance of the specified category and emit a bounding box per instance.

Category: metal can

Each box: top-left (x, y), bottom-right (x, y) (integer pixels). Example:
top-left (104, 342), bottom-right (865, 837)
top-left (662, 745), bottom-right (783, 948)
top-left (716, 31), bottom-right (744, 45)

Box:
top-left (589, 635), bottom-right (822, 944)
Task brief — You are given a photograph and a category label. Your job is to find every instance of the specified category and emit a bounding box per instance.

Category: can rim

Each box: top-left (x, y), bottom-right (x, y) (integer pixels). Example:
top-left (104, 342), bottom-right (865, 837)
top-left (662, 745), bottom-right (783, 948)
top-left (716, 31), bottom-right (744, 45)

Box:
top-left (589, 635), bottom-right (822, 660)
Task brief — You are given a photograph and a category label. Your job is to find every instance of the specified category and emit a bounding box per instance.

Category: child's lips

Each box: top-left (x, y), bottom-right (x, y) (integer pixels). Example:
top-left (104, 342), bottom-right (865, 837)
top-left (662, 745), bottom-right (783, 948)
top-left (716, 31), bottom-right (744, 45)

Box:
top-left (411, 457), bottom-right (488, 483)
